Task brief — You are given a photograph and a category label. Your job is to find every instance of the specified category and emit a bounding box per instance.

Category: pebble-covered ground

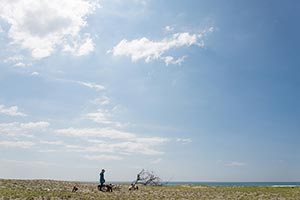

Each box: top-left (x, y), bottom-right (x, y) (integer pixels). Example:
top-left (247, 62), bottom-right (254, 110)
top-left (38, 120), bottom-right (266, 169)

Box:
top-left (0, 179), bottom-right (300, 200)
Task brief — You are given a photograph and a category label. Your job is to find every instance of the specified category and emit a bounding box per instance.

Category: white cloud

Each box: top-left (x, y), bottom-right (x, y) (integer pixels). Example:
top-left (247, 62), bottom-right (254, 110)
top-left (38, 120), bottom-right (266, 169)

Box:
top-left (0, 122), bottom-right (19, 132)
top-left (14, 62), bottom-right (26, 67)
top-left (0, 141), bottom-right (35, 148)
top-left (0, 0), bottom-right (99, 59)
top-left (55, 127), bottom-right (169, 156)
top-left (163, 56), bottom-right (186, 66)
top-left (109, 28), bottom-right (214, 65)
top-left (151, 158), bottom-right (162, 164)
top-left (4, 55), bottom-right (24, 63)
top-left (134, 137), bottom-right (169, 145)
top-left (225, 161), bottom-right (246, 167)
top-left (39, 140), bottom-right (64, 145)
top-left (31, 71), bottom-right (39, 76)
top-left (86, 109), bottom-right (113, 124)
top-left (110, 141), bottom-right (165, 155)
top-left (164, 25), bottom-right (174, 32)
top-left (84, 154), bottom-right (123, 161)
top-left (217, 160), bottom-right (246, 167)
top-left (0, 104), bottom-right (27, 117)
top-left (63, 35), bottom-right (95, 56)
top-left (208, 27), bottom-right (214, 32)
top-left (83, 141), bottom-right (165, 155)
top-left (0, 159), bottom-right (59, 167)
top-left (56, 127), bottom-right (135, 139)
top-left (3, 55), bottom-right (32, 67)
top-left (56, 79), bottom-right (106, 91)
top-left (77, 81), bottom-right (105, 91)
top-left (20, 121), bottom-right (50, 129)
top-left (37, 136), bottom-right (167, 156)
top-left (176, 138), bottom-right (192, 144)
top-left (91, 96), bottom-right (110, 106)
top-left (85, 108), bottom-right (125, 128)
top-left (0, 121), bottom-right (50, 134)
top-left (87, 139), bottom-right (106, 143)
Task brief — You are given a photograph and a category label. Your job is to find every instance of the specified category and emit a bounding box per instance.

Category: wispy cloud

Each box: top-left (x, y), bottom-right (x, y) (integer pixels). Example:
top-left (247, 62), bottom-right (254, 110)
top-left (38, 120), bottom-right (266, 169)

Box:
top-left (56, 78), bottom-right (106, 91)
top-left (217, 160), bottom-right (246, 167)
top-left (85, 108), bottom-right (126, 128)
top-left (0, 121), bottom-right (50, 134)
top-left (0, 141), bottom-right (35, 148)
top-left (176, 137), bottom-right (192, 144)
top-left (108, 27), bottom-right (214, 65)
top-left (20, 121), bottom-right (50, 129)
top-left (54, 127), bottom-right (169, 156)
top-left (63, 34), bottom-right (95, 56)
top-left (0, 159), bottom-right (60, 167)
top-left (37, 135), bottom-right (167, 156)
top-left (164, 25), bottom-right (174, 32)
top-left (83, 140), bottom-right (166, 155)
top-left (84, 154), bottom-right (123, 161)
top-left (4, 55), bottom-right (23, 63)
top-left (0, 105), bottom-right (27, 117)
top-left (150, 158), bottom-right (162, 164)
top-left (76, 81), bottom-right (106, 91)
top-left (163, 55), bottom-right (186, 66)
top-left (91, 96), bottom-right (110, 106)
top-left (39, 140), bottom-right (64, 145)
top-left (56, 127), bottom-right (135, 139)
top-left (3, 55), bottom-right (32, 67)
top-left (225, 161), bottom-right (246, 167)
top-left (0, 0), bottom-right (99, 59)
top-left (86, 109), bottom-right (113, 124)
top-left (31, 72), bottom-right (40, 76)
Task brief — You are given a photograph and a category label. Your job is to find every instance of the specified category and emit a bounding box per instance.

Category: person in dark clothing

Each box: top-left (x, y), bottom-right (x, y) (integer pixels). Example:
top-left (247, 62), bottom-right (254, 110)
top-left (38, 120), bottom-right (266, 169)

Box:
top-left (99, 169), bottom-right (105, 191)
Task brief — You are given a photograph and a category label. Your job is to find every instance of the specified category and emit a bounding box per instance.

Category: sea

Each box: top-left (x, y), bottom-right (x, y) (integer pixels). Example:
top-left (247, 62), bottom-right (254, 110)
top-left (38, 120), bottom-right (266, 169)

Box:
top-left (165, 182), bottom-right (300, 187)
top-left (110, 181), bottom-right (300, 187)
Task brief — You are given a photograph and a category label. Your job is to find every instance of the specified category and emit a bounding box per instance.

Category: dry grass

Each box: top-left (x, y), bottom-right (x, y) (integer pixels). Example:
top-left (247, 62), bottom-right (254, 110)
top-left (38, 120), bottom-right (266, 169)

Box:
top-left (0, 179), bottom-right (299, 199)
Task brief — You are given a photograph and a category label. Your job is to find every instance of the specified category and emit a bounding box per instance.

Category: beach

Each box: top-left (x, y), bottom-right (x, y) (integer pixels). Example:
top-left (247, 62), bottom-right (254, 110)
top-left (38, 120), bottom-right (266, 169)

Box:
top-left (0, 179), bottom-right (300, 200)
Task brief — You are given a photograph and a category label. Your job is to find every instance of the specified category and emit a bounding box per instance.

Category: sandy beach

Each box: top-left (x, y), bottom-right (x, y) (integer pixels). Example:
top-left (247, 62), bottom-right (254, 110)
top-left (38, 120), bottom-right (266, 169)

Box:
top-left (0, 179), bottom-right (300, 200)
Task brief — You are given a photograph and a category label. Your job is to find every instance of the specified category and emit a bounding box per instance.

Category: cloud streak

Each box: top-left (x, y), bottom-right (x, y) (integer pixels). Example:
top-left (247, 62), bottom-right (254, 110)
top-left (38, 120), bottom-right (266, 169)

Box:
top-left (0, 141), bottom-right (35, 148)
top-left (109, 28), bottom-right (214, 65)
top-left (217, 160), bottom-right (246, 167)
top-left (55, 127), bottom-right (169, 156)
top-left (56, 127), bottom-right (135, 139)
top-left (225, 161), bottom-right (246, 167)
top-left (176, 137), bottom-right (192, 144)
top-left (76, 81), bottom-right (105, 91)
top-left (0, 105), bottom-right (27, 117)
top-left (84, 154), bottom-right (123, 161)
top-left (0, 121), bottom-right (50, 134)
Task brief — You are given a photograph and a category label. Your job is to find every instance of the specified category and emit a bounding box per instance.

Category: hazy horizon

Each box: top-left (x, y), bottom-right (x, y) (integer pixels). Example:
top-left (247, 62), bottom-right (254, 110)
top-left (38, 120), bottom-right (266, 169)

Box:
top-left (0, 0), bottom-right (299, 182)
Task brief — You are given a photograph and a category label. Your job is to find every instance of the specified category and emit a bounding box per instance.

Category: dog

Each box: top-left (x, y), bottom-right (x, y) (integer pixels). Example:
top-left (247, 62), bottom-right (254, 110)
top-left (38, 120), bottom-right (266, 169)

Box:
top-left (128, 183), bottom-right (139, 191)
top-left (72, 186), bottom-right (78, 192)
top-left (98, 184), bottom-right (113, 192)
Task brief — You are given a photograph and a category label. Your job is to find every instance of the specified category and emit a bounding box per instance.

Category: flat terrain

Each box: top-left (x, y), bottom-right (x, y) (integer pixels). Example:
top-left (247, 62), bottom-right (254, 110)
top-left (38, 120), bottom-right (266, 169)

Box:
top-left (0, 179), bottom-right (300, 200)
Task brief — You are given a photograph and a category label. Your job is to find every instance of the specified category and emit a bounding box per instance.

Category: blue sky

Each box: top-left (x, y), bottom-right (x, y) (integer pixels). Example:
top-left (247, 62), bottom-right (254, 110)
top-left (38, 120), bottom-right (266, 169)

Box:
top-left (0, 0), bottom-right (299, 182)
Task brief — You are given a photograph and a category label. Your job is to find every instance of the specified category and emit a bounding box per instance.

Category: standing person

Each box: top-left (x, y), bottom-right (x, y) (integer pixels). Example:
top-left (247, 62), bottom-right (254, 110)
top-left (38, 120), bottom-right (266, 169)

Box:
top-left (99, 169), bottom-right (105, 191)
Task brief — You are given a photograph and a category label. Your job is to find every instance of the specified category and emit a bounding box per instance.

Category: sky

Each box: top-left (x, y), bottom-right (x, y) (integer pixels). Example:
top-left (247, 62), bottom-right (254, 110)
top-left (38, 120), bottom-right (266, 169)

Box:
top-left (0, 0), bottom-right (299, 182)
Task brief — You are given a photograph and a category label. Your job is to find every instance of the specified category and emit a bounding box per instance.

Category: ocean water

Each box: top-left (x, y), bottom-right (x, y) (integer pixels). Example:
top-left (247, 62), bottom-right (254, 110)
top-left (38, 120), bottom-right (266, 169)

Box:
top-left (165, 182), bottom-right (300, 187)
top-left (108, 181), bottom-right (300, 187)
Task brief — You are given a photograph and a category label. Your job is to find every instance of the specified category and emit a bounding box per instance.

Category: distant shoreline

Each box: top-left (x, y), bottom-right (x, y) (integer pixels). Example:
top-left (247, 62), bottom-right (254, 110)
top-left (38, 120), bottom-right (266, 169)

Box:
top-left (106, 181), bottom-right (300, 187)
top-left (164, 182), bottom-right (300, 187)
